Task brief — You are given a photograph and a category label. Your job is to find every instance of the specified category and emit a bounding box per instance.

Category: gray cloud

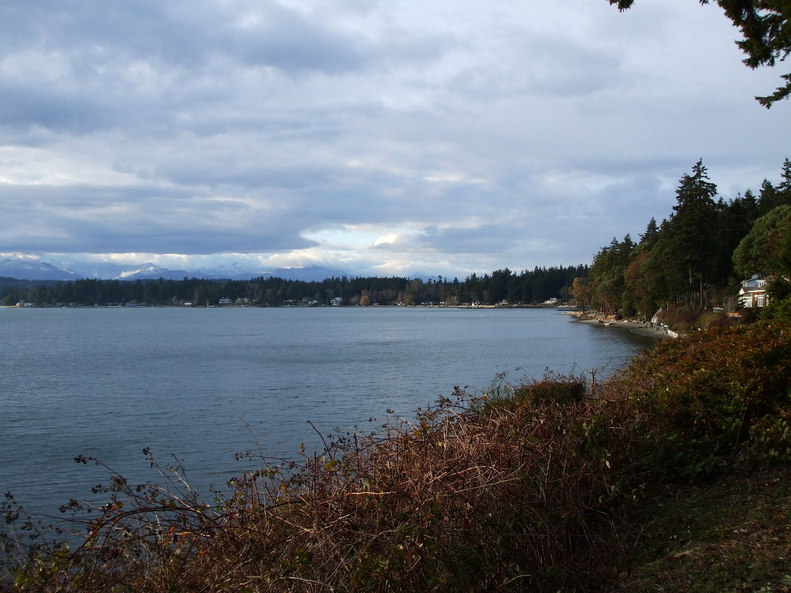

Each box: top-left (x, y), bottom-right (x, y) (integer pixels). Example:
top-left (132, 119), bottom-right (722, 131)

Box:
top-left (413, 224), bottom-right (523, 255)
top-left (0, 1), bottom-right (366, 72)
top-left (0, 183), bottom-right (315, 253)
top-left (1, 0), bottom-right (789, 276)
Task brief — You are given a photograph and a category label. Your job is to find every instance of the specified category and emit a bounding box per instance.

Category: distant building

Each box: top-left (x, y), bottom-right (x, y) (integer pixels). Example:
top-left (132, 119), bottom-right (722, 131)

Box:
top-left (738, 276), bottom-right (768, 308)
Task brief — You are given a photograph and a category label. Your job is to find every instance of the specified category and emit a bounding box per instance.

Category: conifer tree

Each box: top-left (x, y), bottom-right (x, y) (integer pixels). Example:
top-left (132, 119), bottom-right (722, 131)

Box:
top-left (588, 235), bottom-right (635, 314)
top-left (663, 160), bottom-right (719, 308)
top-left (714, 190), bottom-right (760, 283)
top-left (733, 204), bottom-right (791, 278)
top-left (638, 217), bottom-right (660, 251)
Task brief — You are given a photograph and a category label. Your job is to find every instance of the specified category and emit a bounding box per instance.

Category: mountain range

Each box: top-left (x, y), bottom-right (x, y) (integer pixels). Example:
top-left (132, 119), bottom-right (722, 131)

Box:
top-left (0, 257), bottom-right (350, 283)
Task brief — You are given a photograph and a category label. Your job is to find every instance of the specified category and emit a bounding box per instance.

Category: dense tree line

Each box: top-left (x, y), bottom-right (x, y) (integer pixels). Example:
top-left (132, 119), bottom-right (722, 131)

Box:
top-left (573, 159), bottom-right (791, 319)
top-left (0, 265), bottom-right (588, 308)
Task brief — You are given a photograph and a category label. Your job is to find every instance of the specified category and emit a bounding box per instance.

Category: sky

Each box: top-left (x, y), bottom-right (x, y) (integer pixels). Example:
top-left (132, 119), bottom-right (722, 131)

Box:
top-left (1, 0), bottom-right (789, 278)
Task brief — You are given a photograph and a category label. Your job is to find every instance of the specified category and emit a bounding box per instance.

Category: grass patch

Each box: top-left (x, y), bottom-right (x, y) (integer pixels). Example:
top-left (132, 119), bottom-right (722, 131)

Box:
top-left (609, 467), bottom-right (790, 593)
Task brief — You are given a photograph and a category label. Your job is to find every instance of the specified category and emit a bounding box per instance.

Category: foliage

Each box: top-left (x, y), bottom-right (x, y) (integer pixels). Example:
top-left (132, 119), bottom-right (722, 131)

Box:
top-left (569, 277), bottom-right (592, 312)
top-left (585, 159), bottom-right (791, 318)
top-left (2, 322), bottom-right (788, 592)
top-left (733, 204), bottom-right (791, 278)
top-left (665, 160), bottom-right (720, 307)
top-left (607, 0), bottom-right (791, 107)
top-left (655, 307), bottom-right (702, 331)
top-left (762, 276), bottom-right (791, 323)
top-left (758, 159), bottom-right (791, 215)
top-left (588, 236), bottom-right (635, 315)
top-left (602, 321), bottom-right (790, 479)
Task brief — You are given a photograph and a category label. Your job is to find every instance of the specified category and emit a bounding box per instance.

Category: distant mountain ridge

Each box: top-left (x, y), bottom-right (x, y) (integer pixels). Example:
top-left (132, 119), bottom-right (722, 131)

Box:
top-left (0, 258), bottom-right (80, 281)
top-left (0, 257), bottom-right (350, 282)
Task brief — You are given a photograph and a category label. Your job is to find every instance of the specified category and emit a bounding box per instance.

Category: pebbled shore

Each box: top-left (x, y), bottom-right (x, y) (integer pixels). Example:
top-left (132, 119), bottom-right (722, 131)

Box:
top-left (565, 312), bottom-right (678, 339)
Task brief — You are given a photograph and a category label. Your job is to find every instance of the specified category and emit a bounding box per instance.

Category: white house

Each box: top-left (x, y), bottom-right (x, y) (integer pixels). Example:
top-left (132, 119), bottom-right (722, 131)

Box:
top-left (738, 275), bottom-right (768, 308)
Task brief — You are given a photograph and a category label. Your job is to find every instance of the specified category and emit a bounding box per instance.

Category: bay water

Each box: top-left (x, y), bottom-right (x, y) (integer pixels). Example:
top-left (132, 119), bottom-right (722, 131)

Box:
top-left (1, 306), bottom-right (654, 519)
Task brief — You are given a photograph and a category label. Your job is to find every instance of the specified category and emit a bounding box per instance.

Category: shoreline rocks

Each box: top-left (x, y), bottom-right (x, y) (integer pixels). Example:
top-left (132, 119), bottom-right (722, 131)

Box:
top-left (564, 312), bottom-right (678, 339)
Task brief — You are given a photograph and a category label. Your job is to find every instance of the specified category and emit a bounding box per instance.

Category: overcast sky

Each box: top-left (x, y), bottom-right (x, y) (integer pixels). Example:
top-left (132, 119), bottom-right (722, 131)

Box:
top-left (1, 0), bottom-right (789, 277)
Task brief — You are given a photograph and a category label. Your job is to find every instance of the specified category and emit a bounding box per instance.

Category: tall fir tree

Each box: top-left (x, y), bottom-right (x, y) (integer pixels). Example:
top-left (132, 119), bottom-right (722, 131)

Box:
top-left (666, 160), bottom-right (720, 308)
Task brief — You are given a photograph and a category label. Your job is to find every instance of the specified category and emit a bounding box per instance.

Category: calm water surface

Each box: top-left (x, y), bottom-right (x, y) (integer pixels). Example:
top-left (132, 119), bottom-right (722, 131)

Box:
top-left (0, 307), bottom-right (654, 516)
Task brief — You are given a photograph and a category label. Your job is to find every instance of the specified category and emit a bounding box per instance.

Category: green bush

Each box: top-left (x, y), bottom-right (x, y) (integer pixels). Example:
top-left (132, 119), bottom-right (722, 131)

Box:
top-left (602, 321), bottom-right (790, 479)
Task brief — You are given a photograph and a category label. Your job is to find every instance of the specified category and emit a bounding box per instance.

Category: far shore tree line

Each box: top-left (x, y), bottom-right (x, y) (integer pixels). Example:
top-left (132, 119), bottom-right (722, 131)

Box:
top-left (571, 159), bottom-right (791, 320)
top-left (0, 265), bottom-right (587, 308)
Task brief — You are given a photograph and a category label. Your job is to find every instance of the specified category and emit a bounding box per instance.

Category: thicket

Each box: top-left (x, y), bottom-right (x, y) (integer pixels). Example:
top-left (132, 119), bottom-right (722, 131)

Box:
top-left (0, 265), bottom-right (587, 308)
top-left (2, 321), bottom-right (788, 592)
top-left (572, 159), bottom-right (791, 320)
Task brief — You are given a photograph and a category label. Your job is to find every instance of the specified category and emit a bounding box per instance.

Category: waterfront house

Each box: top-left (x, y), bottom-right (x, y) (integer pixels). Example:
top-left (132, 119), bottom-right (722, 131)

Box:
top-left (738, 275), bottom-right (768, 308)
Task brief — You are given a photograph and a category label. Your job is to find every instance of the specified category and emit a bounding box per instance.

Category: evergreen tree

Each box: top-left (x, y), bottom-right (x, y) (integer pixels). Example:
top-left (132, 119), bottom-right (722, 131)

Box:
top-left (733, 204), bottom-right (791, 278)
top-left (638, 217), bottom-right (660, 251)
top-left (665, 160), bottom-right (720, 308)
top-left (758, 160), bottom-right (791, 214)
top-left (588, 235), bottom-right (635, 315)
top-left (714, 190), bottom-right (760, 283)
top-left (645, 219), bottom-right (685, 308)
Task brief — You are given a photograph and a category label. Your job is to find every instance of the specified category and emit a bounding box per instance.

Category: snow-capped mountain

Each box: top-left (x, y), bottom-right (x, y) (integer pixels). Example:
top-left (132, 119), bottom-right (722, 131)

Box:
top-left (114, 263), bottom-right (192, 281)
top-left (0, 255), bottom-right (351, 282)
top-left (0, 258), bottom-right (79, 281)
top-left (48, 260), bottom-right (190, 281)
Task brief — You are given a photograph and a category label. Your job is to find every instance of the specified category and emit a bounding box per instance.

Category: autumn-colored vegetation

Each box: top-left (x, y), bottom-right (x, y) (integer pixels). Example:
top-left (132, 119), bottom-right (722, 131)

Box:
top-left (572, 159), bottom-right (791, 322)
top-left (2, 320), bottom-right (788, 592)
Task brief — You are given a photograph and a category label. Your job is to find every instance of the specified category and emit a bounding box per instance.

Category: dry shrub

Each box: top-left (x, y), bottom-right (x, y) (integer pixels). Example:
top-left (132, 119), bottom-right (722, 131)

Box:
top-left (2, 382), bottom-right (625, 593)
top-left (3, 322), bottom-right (788, 593)
top-left (656, 308), bottom-right (700, 330)
top-left (696, 311), bottom-right (732, 329)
